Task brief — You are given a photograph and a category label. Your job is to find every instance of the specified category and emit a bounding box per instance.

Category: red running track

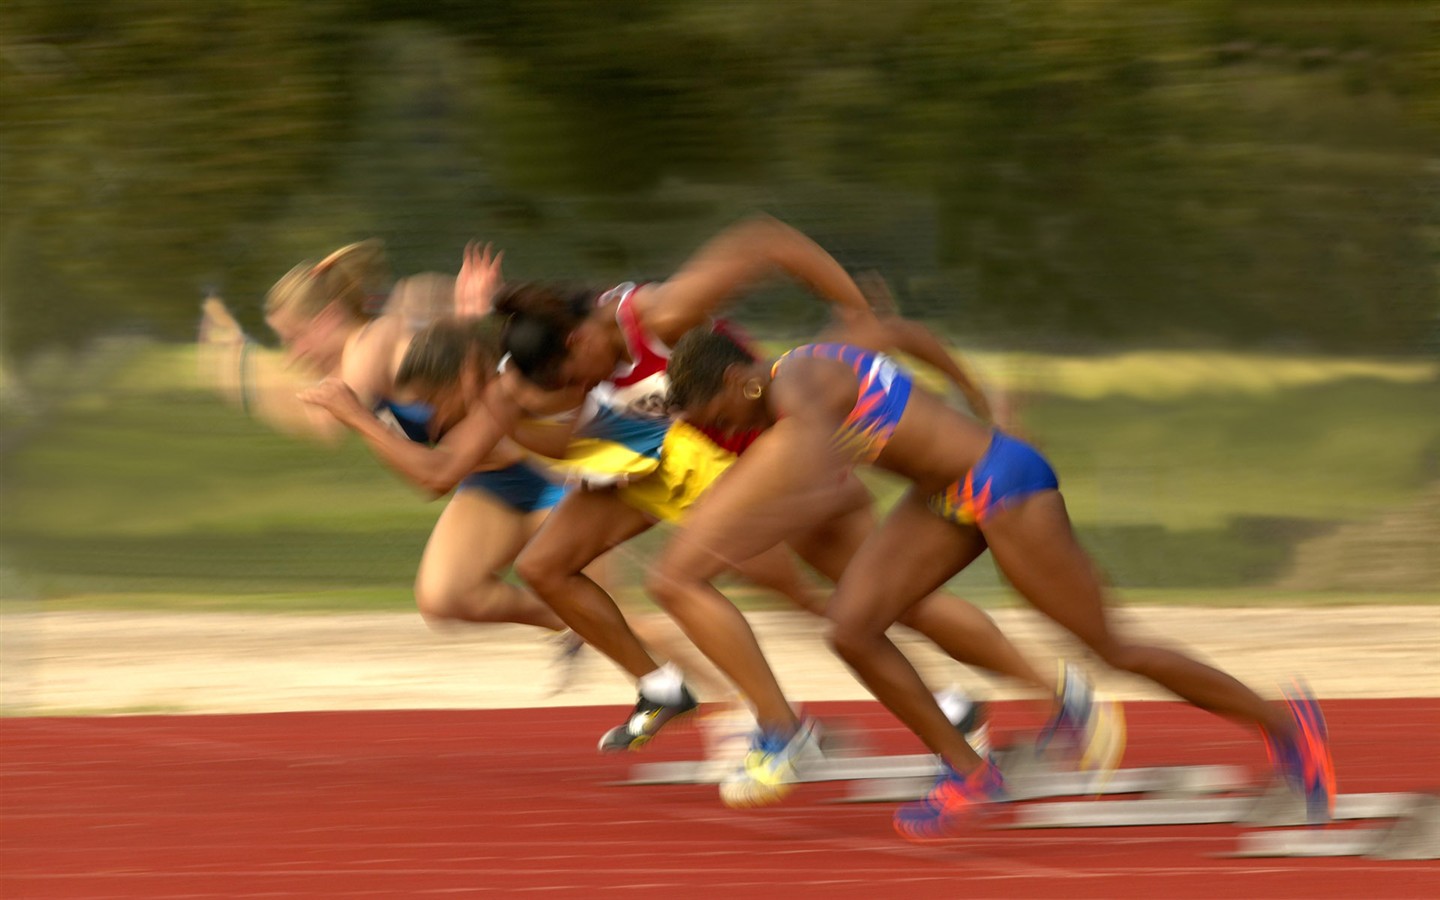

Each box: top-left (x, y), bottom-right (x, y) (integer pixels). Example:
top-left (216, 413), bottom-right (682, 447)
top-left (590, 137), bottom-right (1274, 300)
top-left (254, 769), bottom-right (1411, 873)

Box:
top-left (3, 700), bottom-right (1437, 899)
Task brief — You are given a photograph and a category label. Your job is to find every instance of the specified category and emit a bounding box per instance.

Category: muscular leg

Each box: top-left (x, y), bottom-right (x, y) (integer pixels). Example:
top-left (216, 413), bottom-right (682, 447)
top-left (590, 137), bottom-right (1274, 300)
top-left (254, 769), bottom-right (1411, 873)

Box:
top-left (647, 422), bottom-right (854, 734)
top-left (982, 490), bottom-right (1292, 735)
top-left (515, 487), bottom-right (660, 680)
top-left (629, 615), bottom-right (738, 700)
top-left (825, 491), bottom-right (993, 773)
top-left (727, 544), bottom-right (824, 615)
top-left (414, 488), bottom-right (567, 632)
top-left (788, 487), bottom-right (1052, 696)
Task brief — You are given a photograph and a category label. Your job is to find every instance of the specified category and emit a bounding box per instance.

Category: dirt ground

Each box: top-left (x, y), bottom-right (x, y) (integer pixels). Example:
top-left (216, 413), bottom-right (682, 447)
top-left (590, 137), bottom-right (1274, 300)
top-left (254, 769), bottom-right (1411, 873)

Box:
top-left (2, 605), bottom-right (1436, 716)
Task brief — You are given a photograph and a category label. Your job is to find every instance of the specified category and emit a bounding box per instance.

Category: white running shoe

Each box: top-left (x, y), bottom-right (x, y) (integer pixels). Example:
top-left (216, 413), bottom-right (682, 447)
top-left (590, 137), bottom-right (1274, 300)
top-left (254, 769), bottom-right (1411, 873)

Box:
top-left (934, 685), bottom-right (992, 759)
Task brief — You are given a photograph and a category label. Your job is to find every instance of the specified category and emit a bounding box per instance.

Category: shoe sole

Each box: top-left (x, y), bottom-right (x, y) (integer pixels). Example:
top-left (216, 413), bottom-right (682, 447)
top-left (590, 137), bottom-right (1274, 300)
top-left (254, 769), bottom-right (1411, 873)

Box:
top-left (598, 706), bottom-right (698, 753)
top-left (719, 720), bottom-right (823, 809)
top-left (720, 779), bottom-right (794, 809)
top-left (894, 801), bottom-right (998, 842)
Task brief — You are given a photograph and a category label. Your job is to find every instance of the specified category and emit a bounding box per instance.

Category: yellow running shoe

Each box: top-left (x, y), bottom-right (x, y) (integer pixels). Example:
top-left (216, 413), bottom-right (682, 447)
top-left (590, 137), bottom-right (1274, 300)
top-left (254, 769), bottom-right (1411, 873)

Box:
top-left (719, 718), bottom-right (823, 808)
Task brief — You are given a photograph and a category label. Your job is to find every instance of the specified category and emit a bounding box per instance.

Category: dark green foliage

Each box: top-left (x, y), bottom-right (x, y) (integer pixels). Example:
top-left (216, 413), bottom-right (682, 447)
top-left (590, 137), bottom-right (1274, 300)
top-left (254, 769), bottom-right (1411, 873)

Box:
top-left (2, 0), bottom-right (1436, 359)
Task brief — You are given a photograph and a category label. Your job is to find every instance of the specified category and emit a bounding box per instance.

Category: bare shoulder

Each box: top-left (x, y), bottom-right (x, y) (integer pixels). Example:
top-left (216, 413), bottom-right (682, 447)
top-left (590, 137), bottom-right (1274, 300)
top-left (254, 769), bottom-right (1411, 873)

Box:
top-left (628, 282), bottom-right (696, 345)
top-left (770, 353), bottom-right (855, 426)
top-left (342, 314), bottom-right (409, 401)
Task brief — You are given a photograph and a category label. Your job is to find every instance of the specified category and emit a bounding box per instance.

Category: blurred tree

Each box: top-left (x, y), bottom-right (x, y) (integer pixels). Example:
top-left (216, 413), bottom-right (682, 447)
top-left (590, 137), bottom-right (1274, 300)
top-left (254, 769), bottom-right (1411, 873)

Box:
top-left (1, 0), bottom-right (358, 347)
top-left (2, 0), bottom-right (1435, 361)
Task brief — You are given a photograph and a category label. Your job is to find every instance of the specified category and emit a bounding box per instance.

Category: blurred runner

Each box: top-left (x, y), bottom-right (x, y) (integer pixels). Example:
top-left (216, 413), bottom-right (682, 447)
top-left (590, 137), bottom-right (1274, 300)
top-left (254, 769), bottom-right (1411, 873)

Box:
top-left (663, 313), bottom-right (1335, 837)
top-left (198, 241), bottom-right (580, 655)
top-left (304, 218), bottom-right (1062, 809)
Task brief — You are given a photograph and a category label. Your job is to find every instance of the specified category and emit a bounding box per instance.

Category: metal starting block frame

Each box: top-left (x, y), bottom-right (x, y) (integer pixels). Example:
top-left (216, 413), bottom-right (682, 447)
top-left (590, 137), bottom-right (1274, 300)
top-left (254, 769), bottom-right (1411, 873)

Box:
top-left (1012, 789), bottom-right (1420, 829)
top-left (616, 737), bottom-right (1249, 804)
top-left (1232, 794), bottom-right (1440, 861)
top-left (841, 737), bottom-right (1250, 802)
top-left (613, 735), bottom-right (1438, 860)
top-left (844, 763), bottom-right (1249, 804)
top-left (616, 752), bottom-right (942, 787)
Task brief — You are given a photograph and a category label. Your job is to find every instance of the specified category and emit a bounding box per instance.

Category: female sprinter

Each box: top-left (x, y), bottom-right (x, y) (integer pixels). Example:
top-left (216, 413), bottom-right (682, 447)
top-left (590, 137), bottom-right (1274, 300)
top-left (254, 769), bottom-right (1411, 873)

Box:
top-left (660, 319), bottom-right (1335, 837)
top-left (493, 259), bottom-right (1113, 811)
top-left (302, 218), bottom-right (1071, 810)
top-left (198, 240), bottom-right (576, 648)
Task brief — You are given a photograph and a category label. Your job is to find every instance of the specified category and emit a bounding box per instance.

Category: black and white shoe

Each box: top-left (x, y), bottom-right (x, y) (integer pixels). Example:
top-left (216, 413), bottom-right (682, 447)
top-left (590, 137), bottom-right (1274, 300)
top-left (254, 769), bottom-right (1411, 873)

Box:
top-left (597, 685), bottom-right (700, 752)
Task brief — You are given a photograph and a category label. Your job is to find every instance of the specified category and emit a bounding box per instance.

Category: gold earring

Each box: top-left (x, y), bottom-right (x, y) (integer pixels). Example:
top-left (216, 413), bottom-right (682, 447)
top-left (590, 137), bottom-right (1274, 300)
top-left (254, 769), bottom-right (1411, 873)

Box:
top-left (743, 380), bottom-right (764, 400)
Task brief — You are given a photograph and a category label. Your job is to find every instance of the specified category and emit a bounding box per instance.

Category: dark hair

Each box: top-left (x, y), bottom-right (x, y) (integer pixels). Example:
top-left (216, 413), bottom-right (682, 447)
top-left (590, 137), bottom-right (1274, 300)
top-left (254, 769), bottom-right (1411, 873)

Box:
top-left (492, 282), bottom-right (596, 389)
top-left (395, 315), bottom-right (504, 394)
top-left (666, 326), bottom-right (755, 412)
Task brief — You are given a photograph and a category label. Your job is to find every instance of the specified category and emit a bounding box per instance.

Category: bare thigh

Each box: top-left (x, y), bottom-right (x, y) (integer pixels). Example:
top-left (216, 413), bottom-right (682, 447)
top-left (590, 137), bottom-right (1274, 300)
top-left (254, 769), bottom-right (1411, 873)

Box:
top-left (783, 474), bottom-right (875, 583)
top-left (828, 489), bottom-right (989, 636)
top-left (415, 489), bottom-right (532, 606)
top-left (657, 420), bottom-right (859, 582)
top-left (980, 490), bottom-right (1117, 651)
top-left (517, 487), bottom-right (654, 582)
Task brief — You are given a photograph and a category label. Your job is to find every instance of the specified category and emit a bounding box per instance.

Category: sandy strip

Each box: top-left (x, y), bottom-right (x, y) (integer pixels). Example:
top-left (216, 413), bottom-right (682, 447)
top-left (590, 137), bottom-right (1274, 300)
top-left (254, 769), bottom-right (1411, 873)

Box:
top-left (2, 606), bottom-right (1436, 715)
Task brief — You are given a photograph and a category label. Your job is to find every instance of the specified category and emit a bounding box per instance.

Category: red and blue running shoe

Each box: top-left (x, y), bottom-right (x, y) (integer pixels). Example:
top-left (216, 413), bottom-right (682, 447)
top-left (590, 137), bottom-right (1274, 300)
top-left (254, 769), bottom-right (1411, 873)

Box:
top-left (1265, 680), bottom-right (1336, 824)
top-left (894, 760), bottom-right (1006, 841)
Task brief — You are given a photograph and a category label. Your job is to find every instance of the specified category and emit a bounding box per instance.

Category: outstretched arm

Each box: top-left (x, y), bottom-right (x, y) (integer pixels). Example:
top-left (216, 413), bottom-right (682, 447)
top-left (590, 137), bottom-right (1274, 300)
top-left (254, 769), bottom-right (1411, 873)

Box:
top-left (640, 215), bottom-right (876, 345)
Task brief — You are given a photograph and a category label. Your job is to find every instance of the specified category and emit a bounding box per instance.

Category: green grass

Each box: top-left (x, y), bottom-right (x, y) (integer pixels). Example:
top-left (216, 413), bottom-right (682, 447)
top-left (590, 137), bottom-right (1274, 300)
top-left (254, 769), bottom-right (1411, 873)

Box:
top-left (1, 342), bottom-right (1435, 607)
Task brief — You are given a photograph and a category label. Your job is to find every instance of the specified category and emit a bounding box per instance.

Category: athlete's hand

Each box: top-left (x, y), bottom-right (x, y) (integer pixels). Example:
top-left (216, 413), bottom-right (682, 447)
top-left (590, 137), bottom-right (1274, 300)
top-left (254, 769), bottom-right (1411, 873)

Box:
top-left (455, 240), bottom-right (504, 318)
top-left (298, 377), bottom-right (369, 428)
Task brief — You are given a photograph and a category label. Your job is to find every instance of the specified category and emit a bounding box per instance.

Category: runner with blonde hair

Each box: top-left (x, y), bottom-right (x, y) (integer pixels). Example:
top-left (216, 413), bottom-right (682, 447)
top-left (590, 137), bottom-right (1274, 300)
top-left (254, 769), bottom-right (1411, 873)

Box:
top-left (199, 241), bottom-right (575, 641)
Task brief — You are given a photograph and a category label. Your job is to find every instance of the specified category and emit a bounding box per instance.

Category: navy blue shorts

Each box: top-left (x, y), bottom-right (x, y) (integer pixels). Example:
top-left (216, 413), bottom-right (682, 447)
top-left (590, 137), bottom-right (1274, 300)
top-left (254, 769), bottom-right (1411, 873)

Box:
top-left (459, 463), bottom-right (566, 514)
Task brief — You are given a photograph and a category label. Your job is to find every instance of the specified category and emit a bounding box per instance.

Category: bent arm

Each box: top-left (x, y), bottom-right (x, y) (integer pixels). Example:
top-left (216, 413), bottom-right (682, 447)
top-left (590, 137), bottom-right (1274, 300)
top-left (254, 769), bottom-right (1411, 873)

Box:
top-left (301, 378), bottom-right (518, 498)
top-left (641, 215), bottom-right (875, 344)
top-left (819, 305), bottom-right (993, 425)
top-left (876, 318), bottom-right (993, 423)
top-left (358, 405), bottom-right (512, 497)
top-left (245, 350), bottom-right (351, 444)
top-left (261, 316), bottom-right (405, 444)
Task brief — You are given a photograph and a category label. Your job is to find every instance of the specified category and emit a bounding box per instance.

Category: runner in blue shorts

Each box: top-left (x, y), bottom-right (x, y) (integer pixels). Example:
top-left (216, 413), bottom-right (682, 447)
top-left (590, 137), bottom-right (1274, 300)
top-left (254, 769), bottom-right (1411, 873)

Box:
top-left (202, 241), bottom-right (574, 640)
top-left (303, 221), bottom-right (1063, 808)
top-left (663, 316), bottom-right (1336, 838)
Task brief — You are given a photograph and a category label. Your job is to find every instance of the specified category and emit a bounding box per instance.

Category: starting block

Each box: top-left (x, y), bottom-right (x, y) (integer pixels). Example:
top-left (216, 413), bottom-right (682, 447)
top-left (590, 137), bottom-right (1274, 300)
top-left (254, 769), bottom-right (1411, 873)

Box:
top-left (1232, 794), bottom-right (1440, 861)
top-left (618, 734), bottom-right (1249, 806)
top-left (615, 736), bottom-right (1122, 789)
top-left (1010, 789), bottom-right (1422, 829)
top-left (844, 763), bottom-right (1249, 804)
top-left (615, 752), bottom-right (942, 787)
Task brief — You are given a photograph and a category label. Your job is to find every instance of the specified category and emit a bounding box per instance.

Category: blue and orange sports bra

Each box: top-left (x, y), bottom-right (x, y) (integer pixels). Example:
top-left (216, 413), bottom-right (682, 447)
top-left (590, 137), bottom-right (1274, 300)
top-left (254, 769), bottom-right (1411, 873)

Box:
top-left (770, 343), bottom-right (912, 464)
